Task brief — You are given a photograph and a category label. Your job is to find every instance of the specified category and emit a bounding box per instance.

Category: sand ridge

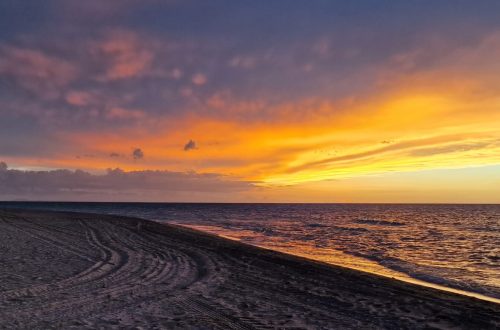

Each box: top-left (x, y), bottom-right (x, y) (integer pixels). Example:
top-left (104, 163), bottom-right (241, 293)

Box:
top-left (0, 209), bottom-right (499, 329)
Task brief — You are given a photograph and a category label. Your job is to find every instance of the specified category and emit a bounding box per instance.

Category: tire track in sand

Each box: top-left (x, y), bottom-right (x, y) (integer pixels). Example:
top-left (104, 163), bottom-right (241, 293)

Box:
top-left (0, 216), bottom-right (234, 328)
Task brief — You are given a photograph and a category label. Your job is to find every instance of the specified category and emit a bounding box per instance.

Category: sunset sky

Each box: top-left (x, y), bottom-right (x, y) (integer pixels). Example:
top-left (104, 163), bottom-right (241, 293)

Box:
top-left (1, 0), bottom-right (500, 202)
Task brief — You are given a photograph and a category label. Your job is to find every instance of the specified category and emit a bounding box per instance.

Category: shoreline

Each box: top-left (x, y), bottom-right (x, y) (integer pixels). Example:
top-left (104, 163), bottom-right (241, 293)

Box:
top-left (2, 202), bottom-right (498, 303)
top-left (178, 223), bottom-right (500, 305)
top-left (1, 208), bottom-right (499, 328)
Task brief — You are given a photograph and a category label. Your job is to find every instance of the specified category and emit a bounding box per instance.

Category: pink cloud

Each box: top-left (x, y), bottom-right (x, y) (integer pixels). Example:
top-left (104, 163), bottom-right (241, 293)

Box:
top-left (180, 87), bottom-right (194, 97)
top-left (0, 46), bottom-right (78, 99)
top-left (94, 30), bottom-right (154, 81)
top-left (65, 91), bottom-right (93, 106)
top-left (192, 73), bottom-right (207, 85)
top-left (171, 68), bottom-right (183, 79)
top-left (106, 107), bottom-right (145, 120)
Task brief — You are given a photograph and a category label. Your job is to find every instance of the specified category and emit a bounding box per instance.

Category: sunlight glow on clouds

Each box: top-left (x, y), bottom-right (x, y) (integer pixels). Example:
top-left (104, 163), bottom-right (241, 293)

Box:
top-left (1, 1), bottom-right (500, 202)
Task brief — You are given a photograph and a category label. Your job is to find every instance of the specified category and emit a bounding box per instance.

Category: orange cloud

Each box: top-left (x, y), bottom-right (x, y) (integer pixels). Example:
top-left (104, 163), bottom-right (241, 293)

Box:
top-left (4, 31), bottom-right (500, 202)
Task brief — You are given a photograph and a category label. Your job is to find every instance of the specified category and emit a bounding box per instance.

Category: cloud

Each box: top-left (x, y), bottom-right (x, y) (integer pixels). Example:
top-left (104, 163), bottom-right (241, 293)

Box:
top-left (409, 141), bottom-right (495, 157)
top-left (106, 107), bottom-right (144, 120)
top-left (65, 90), bottom-right (93, 106)
top-left (2, 1), bottom-right (500, 201)
top-left (0, 163), bottom-right (254, 202)
top-left (191, 73), bottom-right (207, 85)
top-left (171, 68), bottom-right (183, 79)
top-left (184, 140), bottom-right (197, 151)
top-left (94, 30), bottom-right (155, 81)
top-left (228, 56), bottom-right (256, 69)
top-left (0, 46), bottom-right (78, 99)
top-left (132, 148), bottom-right (144, 159)
top-left (281, 134), bottom-right (500, 178)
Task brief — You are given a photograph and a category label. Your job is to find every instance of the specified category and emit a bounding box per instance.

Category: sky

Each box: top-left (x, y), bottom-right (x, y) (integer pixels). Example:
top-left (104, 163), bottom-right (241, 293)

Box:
top-left (1, 0), bottom-right (500, 202)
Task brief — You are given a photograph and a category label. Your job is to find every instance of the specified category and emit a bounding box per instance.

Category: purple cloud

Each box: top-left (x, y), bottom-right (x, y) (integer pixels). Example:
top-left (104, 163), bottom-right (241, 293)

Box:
top-left (0, 163), bottom-right (254, 202)
top-left (184, 140), bottom-right (197, 151)
top-left (132, 148), bottom-right (144, 160)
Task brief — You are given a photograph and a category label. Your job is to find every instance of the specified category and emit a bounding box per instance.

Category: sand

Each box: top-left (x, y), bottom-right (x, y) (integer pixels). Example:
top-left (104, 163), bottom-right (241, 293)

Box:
top-left (0, 209), bottom-right (498, 329)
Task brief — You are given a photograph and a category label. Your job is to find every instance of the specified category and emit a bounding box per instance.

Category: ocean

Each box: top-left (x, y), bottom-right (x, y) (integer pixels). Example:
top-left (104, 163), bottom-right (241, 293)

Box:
top-left (1, 202), bottom-right (499, 300)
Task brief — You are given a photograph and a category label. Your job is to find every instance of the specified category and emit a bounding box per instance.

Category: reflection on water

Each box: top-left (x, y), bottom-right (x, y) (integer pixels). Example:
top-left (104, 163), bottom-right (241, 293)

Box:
top-left (179, 224), bottom-right (408, 278)
top-left (181, 224), bottom-right (500, 304)
top-left (1, 202), bottom-right (499, 300)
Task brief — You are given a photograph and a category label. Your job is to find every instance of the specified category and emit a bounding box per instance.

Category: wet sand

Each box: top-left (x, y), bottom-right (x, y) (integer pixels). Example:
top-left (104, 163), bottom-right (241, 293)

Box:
top-left (0, 209), bottom-right (499, 329)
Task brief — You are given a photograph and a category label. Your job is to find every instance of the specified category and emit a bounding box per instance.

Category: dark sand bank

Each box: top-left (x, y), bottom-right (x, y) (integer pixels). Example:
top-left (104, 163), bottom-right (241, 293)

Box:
top-left (0, 209), bottom-right (498, 329)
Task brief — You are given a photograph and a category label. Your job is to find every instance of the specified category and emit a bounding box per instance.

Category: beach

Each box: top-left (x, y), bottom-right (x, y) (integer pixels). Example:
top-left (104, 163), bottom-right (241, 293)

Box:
top-left (0, 209), bottom-right (498, 329)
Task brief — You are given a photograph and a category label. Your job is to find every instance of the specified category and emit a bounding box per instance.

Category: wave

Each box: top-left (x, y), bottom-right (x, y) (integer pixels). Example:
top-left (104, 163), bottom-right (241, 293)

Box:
top-left (354, 219), bottom-right (405, 226)
top-left (344, 251), bottom-right (500, 300)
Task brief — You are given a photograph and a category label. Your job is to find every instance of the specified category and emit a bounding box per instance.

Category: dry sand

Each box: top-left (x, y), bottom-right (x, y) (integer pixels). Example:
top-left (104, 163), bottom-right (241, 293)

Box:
top-left (0, 209), bottom-right (498, 329)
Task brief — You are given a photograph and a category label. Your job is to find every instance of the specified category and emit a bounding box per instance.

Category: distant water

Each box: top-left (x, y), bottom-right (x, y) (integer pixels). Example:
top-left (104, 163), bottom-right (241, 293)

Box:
top-left (1, 202), bottom-right (499, 299)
